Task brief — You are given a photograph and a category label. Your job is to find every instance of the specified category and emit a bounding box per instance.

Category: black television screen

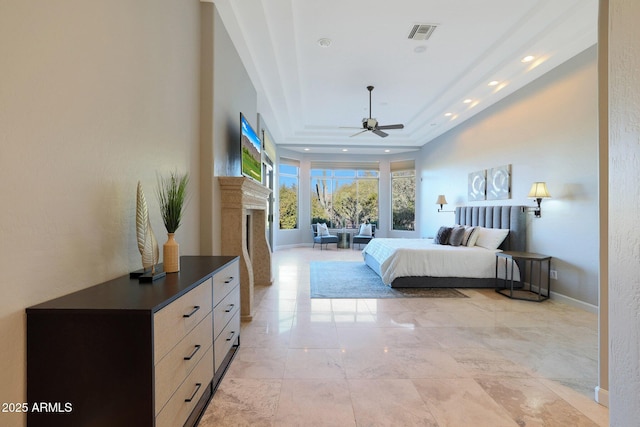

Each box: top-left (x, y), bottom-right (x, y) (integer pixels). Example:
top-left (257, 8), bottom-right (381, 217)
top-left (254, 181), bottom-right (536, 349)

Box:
top-left (240, 113), bottom-right (262, 183)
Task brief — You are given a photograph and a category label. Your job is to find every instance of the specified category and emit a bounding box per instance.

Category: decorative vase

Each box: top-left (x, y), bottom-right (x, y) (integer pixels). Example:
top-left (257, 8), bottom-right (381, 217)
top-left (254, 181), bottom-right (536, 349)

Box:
top-left (163, 233), bottom-right (180, 273)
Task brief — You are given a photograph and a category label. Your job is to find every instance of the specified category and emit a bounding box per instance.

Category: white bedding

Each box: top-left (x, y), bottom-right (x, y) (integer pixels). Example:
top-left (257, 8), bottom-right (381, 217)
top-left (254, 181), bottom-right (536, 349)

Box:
top-left (362, 238), bottom-right (517, 285)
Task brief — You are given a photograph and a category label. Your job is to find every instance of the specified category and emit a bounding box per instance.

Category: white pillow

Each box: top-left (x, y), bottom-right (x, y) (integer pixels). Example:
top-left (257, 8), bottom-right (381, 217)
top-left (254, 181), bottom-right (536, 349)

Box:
top-left (474, 227), bottom-right (509, 250)
top-left (358, 223), bottom-right (372, 237)
top-left (317, 223), bottom-right (330, 237)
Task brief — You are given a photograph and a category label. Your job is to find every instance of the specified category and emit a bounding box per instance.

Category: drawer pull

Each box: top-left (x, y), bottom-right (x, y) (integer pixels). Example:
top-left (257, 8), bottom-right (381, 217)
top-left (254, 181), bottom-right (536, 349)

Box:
top-left (183, 305), bottom-right (200, 318)
top-left (184, 383), bottom-right (202, 403)
top-left (183, 344), bottom-right (201, 361)
top-left (224, 304), bottom-right (235, 313)
top-left (226, 331), bottom-right (236, 342)
top-left (224, 276), bottom-right (234, 284)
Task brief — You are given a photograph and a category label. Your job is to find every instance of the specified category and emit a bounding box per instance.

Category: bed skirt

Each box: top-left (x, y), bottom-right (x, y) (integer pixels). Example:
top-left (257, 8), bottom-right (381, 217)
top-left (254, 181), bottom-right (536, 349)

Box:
top-left (363, 253), bottom-right (522, 289)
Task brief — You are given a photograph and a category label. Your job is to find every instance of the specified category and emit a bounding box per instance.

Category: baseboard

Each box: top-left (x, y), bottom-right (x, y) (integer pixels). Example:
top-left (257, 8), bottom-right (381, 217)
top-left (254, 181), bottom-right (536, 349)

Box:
top-left (549, 291), bottom-right (598, 313)
top-left (595, 386), bottom-right (609, 407)
top-left (527, 283), bottom-right (598, 313)
top-left (274, 243), bottom-right (312, 251)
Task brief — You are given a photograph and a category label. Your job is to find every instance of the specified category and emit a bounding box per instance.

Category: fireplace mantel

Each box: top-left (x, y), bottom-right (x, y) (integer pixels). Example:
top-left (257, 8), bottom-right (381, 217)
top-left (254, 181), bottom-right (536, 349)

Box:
top-left (219, 177), bottom-right (272, 321)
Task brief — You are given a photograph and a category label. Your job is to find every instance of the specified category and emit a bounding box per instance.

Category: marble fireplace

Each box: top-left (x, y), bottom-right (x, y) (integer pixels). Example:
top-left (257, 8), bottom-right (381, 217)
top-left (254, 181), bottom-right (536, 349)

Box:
top-left (219, 177), bottom-right (272, 321)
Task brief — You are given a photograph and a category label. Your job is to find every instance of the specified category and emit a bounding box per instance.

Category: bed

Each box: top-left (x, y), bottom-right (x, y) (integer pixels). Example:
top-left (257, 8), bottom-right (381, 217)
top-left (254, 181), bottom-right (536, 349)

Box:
top-left (363, 205), bottom-right (526, 288)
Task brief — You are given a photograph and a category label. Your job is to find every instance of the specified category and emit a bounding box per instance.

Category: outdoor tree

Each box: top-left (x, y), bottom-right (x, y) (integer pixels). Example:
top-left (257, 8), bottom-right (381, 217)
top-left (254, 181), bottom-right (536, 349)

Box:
top-left (279, 183), bottom-right (298, 229)
top-left (311, 179), bottom-right (331, 224)
top-left (392, 173), bottom-right (415, 230)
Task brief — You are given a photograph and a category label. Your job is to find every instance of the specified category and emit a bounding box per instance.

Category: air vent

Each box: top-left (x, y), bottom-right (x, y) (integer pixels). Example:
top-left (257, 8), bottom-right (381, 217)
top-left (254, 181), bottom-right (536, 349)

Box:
top-left (408, 24), bottom-right (437, 41)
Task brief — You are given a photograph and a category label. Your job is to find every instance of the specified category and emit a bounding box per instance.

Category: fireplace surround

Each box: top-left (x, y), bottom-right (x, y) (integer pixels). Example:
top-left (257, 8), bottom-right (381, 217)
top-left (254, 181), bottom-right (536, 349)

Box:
top-left (219, 177), bottom-right (272, 320)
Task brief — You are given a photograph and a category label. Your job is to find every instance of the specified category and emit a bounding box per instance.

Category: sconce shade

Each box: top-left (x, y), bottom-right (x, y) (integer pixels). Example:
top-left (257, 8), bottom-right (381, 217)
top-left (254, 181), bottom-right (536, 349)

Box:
top-left (436, 195), bottom-right (448, 205)
top-left (528, 182), bottom-right (551, 199)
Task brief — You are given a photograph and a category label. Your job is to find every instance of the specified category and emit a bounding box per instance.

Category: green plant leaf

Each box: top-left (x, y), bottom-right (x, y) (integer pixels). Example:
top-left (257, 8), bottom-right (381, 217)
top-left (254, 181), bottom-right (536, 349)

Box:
top-left (156, 171), bottom-right (189, 233)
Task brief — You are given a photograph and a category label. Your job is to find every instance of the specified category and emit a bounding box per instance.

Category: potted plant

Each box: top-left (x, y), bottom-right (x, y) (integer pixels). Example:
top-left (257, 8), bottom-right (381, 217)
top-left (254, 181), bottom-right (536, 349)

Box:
top-left (157, 171), bottom-right (189, 272)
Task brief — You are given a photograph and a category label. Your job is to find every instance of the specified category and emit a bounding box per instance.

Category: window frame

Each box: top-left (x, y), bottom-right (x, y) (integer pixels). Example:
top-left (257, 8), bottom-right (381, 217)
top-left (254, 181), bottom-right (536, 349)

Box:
top-left (310, 166), bottom-right (379, 229)
top-left (390, 162), bottom-right (416, 232)
top-left (278, 159), bottom-right (299, 230)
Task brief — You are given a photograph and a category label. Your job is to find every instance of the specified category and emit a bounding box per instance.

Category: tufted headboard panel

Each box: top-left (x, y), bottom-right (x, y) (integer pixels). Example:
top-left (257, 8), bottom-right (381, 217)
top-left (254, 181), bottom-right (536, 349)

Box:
top-left (454, 205), bottom-right (526, 252)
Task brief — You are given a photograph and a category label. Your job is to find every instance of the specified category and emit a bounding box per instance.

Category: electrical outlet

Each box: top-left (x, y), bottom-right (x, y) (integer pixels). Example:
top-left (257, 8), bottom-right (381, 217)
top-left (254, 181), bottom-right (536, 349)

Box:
top-left (550, 270), bottom-right (558, 280)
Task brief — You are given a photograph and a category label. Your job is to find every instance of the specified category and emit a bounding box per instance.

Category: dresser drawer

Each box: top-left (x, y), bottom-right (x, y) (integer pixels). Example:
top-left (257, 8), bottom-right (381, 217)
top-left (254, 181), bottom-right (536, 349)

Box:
top-left (155, 312), bottom-right (212, 415)
top-left (214, 310), bottom-right (240, 372)
top-left (155, 345), bottom-right (213, 427)
top-left (213, 261), bottom-right (240, 306)
top-left (213, 285), bottom-right (240, 340)
top-left (154, 279), bottom-right (213, 362)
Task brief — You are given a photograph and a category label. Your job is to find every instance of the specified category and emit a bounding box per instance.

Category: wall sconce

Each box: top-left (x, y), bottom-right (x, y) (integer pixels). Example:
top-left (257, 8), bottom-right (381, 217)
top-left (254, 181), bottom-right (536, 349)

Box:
top-left (436, 195), bottom-right (454, 213)
top-left (528, 182), bottom-right (551, 217)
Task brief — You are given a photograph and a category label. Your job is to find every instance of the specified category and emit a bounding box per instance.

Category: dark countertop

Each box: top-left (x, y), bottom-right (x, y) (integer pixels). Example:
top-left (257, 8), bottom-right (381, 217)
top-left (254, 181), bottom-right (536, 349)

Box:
top-left (26, 256), bottom-right (238, 313)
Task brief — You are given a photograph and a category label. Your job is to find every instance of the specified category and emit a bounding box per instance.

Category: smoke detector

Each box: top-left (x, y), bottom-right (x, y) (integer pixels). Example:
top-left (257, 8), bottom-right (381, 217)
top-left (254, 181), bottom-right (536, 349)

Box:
top-left (408, 24), bottom-right (437, 41)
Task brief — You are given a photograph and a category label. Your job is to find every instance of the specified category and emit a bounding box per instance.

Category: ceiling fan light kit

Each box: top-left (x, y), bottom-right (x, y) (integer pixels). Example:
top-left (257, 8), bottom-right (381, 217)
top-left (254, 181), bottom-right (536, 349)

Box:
top-left (349, 86), bottom-right (405, 138)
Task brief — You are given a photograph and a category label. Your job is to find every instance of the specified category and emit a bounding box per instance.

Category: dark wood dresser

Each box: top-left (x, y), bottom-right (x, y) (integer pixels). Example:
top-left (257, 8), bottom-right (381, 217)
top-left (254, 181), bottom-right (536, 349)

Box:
top-left (26, 256), bottom-right (240, 427)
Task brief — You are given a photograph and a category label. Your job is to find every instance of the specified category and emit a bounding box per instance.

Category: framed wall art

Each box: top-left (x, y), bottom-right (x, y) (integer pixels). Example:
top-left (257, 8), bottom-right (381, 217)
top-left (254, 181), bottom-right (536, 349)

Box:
top-left (487, 164), bottom-right (511, 200)
top-left (468, 170), bottom-right (486, 201)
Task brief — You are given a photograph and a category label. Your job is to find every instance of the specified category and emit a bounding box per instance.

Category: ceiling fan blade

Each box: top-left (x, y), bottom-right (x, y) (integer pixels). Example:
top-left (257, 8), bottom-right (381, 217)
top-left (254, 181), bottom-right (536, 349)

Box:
top-left (350, 129), bottom-right (369, 137)
top-left (372, 129), bottom-right (388, 138)
top-left (377, 124), bottom-right (404, 130)
top-left (339, 126), bottom-right (364, 129)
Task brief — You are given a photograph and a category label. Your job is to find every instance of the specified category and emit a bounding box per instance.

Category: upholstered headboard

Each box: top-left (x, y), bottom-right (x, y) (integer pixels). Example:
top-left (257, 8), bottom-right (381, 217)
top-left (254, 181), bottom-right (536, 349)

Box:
top-left (455, 205), bottom-right (526, 252)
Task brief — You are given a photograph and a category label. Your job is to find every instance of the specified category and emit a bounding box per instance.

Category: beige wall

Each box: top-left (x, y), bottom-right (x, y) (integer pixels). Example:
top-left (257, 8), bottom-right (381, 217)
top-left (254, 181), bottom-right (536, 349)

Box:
top-left (419, 46), bottom-right (599, 307)
top-left (608, 0), bottom-right (640, 423)
top-left (0, 1), bottom-right (201, 426)
top-left (200, 3), bottom-right (258, 256)
top-left (597, 0), bottom-right (609, 405)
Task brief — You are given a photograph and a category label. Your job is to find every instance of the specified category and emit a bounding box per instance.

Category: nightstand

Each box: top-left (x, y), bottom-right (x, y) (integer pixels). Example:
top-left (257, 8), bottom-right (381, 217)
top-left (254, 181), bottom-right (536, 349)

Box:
top-left (495, 251), bottom-right (551, 302)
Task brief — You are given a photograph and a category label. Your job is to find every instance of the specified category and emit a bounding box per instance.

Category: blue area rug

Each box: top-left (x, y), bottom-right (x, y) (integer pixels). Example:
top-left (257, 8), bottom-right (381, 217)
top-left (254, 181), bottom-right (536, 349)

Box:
top-left (310, 261), bottom-right (468, 299)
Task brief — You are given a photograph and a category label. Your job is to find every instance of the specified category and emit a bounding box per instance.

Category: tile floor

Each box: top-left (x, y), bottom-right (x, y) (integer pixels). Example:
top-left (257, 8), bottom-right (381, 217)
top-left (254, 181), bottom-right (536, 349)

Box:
top-left (199, 247), bottom-right (608, 426)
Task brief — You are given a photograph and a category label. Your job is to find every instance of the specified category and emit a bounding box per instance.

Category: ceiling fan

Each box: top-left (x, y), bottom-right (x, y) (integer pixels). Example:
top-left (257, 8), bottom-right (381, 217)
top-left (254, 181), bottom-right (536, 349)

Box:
top-left (346, 86), bottom-right (404, 138)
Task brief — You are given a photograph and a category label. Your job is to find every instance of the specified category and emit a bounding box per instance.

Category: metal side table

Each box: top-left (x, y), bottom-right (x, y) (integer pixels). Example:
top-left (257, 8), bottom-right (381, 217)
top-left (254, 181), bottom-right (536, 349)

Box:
top-left (337, 231), bottom-right (351, 249)
top-left (495, 251), bottom-right (551, 302)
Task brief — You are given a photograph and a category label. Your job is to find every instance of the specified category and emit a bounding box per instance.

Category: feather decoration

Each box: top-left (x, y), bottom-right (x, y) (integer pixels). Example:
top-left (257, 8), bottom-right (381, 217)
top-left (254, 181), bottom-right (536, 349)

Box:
top-left (136, 182), bottom-right (159, 272)
top-left (136, 181), bottom-right (148, 257)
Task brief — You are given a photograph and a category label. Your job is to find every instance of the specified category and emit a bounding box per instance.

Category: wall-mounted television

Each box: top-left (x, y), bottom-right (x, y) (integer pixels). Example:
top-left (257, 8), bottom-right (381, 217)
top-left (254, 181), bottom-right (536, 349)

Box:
top-left (240, 113), bottom-right (262, 183)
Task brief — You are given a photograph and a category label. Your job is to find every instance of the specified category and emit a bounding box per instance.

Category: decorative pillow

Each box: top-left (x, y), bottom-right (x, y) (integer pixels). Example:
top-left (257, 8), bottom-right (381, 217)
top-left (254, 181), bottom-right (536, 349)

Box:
top-left (462, 226), bottom-right (478, 246)
top-left (474, 227), bottom-right (509, 250)
top-left (434, 226), bottom-right (452, 245)
top-left (317, 223), bottom-right (330, 237)
top-left (358, 223), bottom-right (372, 237)
top-left (448, 226), bottom-right (465, 246)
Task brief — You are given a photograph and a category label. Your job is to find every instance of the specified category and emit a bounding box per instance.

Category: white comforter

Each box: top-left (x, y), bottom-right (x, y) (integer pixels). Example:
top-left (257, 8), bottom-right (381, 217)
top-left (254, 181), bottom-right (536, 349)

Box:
top-left (363, 238), bottom-right (514, 285)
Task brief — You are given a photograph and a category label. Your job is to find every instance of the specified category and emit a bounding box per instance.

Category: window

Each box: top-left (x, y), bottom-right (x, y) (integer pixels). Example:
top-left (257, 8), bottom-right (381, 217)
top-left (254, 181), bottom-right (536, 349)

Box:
top-left (279, 159), bottom-right (299, 229)
top-left (311, 163), bottom-right (379, 228)
top-left (391, 160), bottom-right (415, 231)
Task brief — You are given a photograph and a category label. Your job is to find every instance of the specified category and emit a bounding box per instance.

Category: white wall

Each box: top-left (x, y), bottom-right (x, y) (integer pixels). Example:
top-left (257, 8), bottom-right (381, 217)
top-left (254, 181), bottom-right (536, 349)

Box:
top-left (418, 46), bottom-right (599, 307)
top-left (0, 1), bottom-right (201, 426)
top-left (608, 0), bottom-right (640, 423)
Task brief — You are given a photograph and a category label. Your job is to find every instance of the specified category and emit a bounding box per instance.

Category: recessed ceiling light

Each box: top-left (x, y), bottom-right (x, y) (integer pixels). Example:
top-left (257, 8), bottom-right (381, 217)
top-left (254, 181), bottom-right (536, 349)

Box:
top-left (303, 148), bottom-right (310, 151)
top-left (444, 112), bottom-right (453, 117)
top-left (317, 38), bottom-right (332, 48)
top-left (413, 45), bottom-right (427, 54)
top-left (521, 55), bottom-right (535, 63)
top-left (384, 149), bottom-right (391, 153)
top-left (488, 80), bottom-right (499, 86)
top-left (342, 148), bottom-right (348, 152)
top-left (463, 99), bottom-right (472, 104)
